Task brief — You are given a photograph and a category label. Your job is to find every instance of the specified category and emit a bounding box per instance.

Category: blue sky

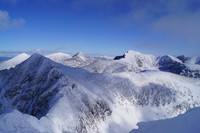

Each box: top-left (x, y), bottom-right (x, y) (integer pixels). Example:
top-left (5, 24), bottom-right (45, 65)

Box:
top-left (0, 0), bottom-right (200, 57)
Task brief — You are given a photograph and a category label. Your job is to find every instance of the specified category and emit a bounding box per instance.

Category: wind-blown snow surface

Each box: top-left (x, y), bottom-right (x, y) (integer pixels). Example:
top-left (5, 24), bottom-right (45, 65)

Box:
top-left (0, 53), bottom-right (200, 133)
top-left (0, 53), bottom-right (30, 70)
top-left (130, 107), bottom-right (200, 133)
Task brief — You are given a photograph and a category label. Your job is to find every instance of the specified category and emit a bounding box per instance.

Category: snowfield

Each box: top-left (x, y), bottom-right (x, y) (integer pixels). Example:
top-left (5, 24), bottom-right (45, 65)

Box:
top-left (130, 107), bottom-right (200, 133)
top-left (0, 51), bottom-right (199, 133)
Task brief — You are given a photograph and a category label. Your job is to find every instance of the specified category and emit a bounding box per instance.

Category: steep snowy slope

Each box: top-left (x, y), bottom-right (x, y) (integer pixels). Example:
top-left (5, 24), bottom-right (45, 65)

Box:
top-left (0, 54), bottom-right (200, 133)
top-left (130, 107), bottom-right (200, 133)
top-left (0, 53), bottom-right (30, 70)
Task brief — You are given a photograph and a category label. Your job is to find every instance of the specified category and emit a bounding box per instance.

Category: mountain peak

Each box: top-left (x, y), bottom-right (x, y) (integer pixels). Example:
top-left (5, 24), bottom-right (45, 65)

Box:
top-left (158, 55), bottom-right (182, 64)
top-left (21, 53), bottom-right (49, 67)
top-left (30, 53), bottom-right (44, 59)
top-left (18, 52), bottom-right (29, 56)
top-left (0, 53), bottom-right (30, 70)
top-left (12, 53), bottom-right (29, 60)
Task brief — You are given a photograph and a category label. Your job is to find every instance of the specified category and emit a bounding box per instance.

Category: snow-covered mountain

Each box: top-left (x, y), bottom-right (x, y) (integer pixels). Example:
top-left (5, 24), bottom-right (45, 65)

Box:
top-left (48, 52), bottom-right (97, 68)
top-left (1, 51), bottom-right (199, 77)
top-left (46, 51), bottom-right (200, 77)
top-left (181, 56), bottom-right (200, 70)
top-left (0, 53), bottom-right (200, 133)
top-left (157, 55), bottom-right (200, 78)
top-left (130, 107), bottom-right (200, 133)
top-left (114, 50), bottom-right (156, 69)
top-left (46, 52), bottom-right (72, 64)
top-left (83, 50), bottom-right (157, 73)
top-left (177, 55), bottom-right (200, 65)
top-left (0, 53), bottom-right (30, 70)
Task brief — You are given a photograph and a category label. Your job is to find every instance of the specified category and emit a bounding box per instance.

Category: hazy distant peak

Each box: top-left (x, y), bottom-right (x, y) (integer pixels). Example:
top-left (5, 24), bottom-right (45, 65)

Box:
top-left (46, 52), bottom-right (71, 60)
top-left (13, 53), bottom-right (29, 59)
top-left (158, 55), bottom-right (182, 64)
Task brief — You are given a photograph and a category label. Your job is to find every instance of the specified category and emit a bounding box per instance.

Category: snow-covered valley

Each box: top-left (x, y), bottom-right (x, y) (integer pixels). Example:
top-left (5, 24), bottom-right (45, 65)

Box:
top-left (0, 51), bottom-right (200, 133)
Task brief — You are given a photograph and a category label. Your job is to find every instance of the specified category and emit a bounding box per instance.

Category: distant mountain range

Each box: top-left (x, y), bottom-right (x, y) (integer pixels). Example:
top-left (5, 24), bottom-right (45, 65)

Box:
top-left (1, 50), bottom-right (200, 77)
top-left (0, 51), bottom-right (199, 133)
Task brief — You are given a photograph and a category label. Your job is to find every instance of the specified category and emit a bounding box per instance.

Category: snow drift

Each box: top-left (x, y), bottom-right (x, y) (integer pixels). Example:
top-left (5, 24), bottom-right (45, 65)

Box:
top-left (130, 107), bottom-right (200, 133)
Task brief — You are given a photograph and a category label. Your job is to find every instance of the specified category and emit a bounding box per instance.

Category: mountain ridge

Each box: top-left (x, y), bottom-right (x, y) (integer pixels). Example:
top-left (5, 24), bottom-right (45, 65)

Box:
top-left (0, 53), bottom-right (200, 132)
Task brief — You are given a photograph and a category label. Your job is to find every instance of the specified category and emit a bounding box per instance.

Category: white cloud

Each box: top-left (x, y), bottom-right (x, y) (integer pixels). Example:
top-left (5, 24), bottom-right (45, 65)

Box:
top-left (153, 11), bottom-right (200, 44)
top-left (0, 10), bottom-right (25, 30)
top-left (120, 0), bottom-right (200, 45)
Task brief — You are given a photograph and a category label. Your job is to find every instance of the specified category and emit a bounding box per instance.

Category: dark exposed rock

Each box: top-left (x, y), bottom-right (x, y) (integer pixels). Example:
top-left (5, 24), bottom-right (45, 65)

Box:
top-left (114, 55), bottom-right (125, 60)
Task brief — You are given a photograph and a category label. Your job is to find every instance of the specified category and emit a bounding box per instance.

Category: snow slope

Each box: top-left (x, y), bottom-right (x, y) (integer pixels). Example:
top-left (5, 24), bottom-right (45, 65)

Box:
top-left (115, 50), bottom-right (156, 67)
top-left (130, 107), bottom-right (200, 133)
top-left (0, 53), bottom-right (30, 70)
top-left (83, 50), bottom-right (157, 73)
top-left (45, 50), bottom-right (157, 73)
top-left (46, 52), bottom-right (71, 63)
top-left (48, 52), bottom-right (97, 68)
top-left (0, 54), bottom-right (200, 133)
